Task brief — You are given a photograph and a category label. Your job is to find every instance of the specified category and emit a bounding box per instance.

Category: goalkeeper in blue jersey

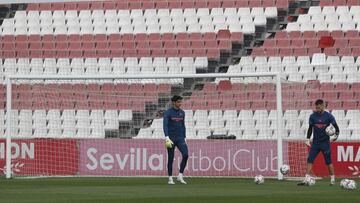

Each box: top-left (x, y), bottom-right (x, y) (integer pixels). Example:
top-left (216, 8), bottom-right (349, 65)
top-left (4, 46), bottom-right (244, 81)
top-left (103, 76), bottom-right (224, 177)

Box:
top-left (298, 99), bottom-right (340, 186)
top-left (163, 95), bottom-right (188, 185)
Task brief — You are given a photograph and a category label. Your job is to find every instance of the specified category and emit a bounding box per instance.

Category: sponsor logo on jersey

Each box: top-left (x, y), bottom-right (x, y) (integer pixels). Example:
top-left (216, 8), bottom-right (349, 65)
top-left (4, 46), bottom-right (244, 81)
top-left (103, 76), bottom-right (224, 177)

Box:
top-left (170, 117), bottom-right (183, 122)
top-left (314, 123), bottom-right (327, 129)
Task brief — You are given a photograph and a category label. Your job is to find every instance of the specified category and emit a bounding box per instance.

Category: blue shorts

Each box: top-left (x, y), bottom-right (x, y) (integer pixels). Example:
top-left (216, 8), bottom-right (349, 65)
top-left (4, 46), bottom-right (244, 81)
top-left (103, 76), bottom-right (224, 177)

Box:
top-left (307, 142), bottom-right (332, 165)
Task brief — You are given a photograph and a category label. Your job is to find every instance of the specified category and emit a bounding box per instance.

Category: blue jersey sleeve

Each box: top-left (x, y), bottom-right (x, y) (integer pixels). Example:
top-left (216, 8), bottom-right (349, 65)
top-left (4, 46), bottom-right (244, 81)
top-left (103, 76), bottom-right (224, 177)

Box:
top-left (309, 114), bottom-right (314, 125)
top-left (182, 110), bottom-right (186, 138)
top-left (329, 113), bottom-right (337, 125)
top-left (163, 110), bottom-right (169, 137)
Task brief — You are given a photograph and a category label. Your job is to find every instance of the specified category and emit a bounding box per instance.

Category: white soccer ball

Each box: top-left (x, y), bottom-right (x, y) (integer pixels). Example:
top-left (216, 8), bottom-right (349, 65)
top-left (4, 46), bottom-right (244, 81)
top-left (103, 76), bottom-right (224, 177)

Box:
top-left (280, 164), bottom-right (290, 175)
top-left (345, 180), bottom-right (357, 190)
top-left (305, 176), bottom-right (316, 186)
top-left (340, 179), bottom-right (350, 188)
top-left (325, 124), bottom-right (336, 136)
top-left (254, 175), bottom-right (265, 184)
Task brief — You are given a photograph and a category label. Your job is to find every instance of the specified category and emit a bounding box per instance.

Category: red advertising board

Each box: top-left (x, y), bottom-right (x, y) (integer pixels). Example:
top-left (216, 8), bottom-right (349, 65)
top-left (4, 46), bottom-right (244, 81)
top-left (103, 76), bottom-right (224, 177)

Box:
top-left (79, 139), bottom-right (281, 177)
top-left (312, 142), bottom-right (360, 178)
top-left (0, 138), bottom-right (358, 178)
top-left (0, 139), bottom-right (78, 176)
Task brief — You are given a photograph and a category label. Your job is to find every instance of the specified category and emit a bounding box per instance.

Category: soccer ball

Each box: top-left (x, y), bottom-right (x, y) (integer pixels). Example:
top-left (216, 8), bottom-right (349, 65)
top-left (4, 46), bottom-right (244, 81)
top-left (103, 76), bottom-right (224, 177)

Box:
top-left (254, 175), bottom-right (264, 184)
top-left (280, 164), bottom-right (290, 175)
top-left (305, 176), bottom-right (316, 186)
top-left (325, 124), bottom-right (336, 136)
top-left (340, 179), bottom-right (350, 188)
top-left (345, 180), bottom-right (357, 190)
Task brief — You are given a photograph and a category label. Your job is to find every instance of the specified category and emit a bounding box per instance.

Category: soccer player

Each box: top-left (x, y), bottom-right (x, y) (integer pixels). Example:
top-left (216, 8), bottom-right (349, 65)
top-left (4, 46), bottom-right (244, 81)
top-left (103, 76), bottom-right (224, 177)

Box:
top-left (298, 99), bottom-right (339, 186)
top-left (163, 95), bottom-right (188, 185)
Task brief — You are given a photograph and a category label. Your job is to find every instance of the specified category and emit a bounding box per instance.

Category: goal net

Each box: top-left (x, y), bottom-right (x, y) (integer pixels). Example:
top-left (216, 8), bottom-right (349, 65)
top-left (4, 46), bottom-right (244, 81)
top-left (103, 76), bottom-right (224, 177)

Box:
top-left (1, 73), bottom-right (308, 179)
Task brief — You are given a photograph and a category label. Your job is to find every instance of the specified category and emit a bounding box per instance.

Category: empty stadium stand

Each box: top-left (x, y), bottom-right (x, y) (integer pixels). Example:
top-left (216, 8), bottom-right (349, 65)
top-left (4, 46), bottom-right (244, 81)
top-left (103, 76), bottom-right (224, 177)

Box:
top-left (0, 0), bottom-right (359, 140)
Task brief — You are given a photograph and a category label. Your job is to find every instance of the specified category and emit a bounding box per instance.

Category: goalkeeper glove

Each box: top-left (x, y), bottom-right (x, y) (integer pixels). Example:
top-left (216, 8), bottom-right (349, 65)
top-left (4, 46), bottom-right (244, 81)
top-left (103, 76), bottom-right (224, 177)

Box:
top-left (305, 138), bottom-right (311, 147)
top-left (332, 132), bottom-right (339, 142)
top-left (165, 136), bottom-right (174, 149)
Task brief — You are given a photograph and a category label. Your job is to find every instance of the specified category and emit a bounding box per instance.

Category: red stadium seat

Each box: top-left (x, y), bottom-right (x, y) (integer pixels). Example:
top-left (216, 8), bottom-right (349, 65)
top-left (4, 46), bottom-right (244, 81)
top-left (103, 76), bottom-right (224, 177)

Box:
top-left (218, 80), bottom-right (232, 91)
top-left (323, 92), bottom-right (338, 101)
top-left (230, 32), bottom-right (244, 43)
top-left (249, 0), bottom-right (262, 7)
top-left (217, 29), bottom-right (231, 39)
top-left (305, 39), bottom-right (319, 48)
top-left (218, 40), bottom-right (232, 50)
top-left (77, 1), bottom-right (90, 10)
top-left (63, 2), bottom-right (77, 10)
top-left (103, 1), bottom-right (116, 9)
top-left (317, 31), bottom-right (330, 37)
top-left (326, 101), bottom-right (342, 110)
top-left (294, 48), bottom-right (308, 56)
top-left (303, 31), bottom-right (316, 39)
top-left (207, 100), bottom-right (221, 109)
top-left (193, 48), bottom-right (206, 57)
top-left (233, 92), bottom-right (247, 100)
top-left (275, 31), bottom-right (288, 39)
top-left (345, 30), bottom-right (359, 38)
top-left (331, 30), bottom-right (344, 38)
top-left (335, 83), bottom-right (350, 91)
top-left (333, 39), bottom-right (348, 48)
top-left (338, 48), bottom-right (351, 56)
top-left (324, 47), bottom-right (337, 55)
top-left (236, 101), bottom-right (251, 110)
top-left (291, 39), bottom-right (305, 48)
top-left (90, 1), bottom-right (103, 9)
top-left (263, 0), bottom-right (276, 7)
top-left (339, 91), bottom-right (353, 100)
top-left (192, 100), bottom-right (207, 110)
top-left (320, 83), bottom-right (335, 91)
top-left (221, 100), bottom-right (236, 109)
top-left (179, 49), bottom-right (193, 57)
top-left (289, 31), bottom-right (302, 38)
top-left (279, 48), bottom-right (293, 56)
top-left (263, 39), bottom-right (276, 48)
top-left (277, 39), bottom-right (291, 48)
top-left (251, 47), bottom-right (266, 56)
top-left (29, 35), bottom-right (42, 42)
top-left (342, 101), bottom-right (358, 110)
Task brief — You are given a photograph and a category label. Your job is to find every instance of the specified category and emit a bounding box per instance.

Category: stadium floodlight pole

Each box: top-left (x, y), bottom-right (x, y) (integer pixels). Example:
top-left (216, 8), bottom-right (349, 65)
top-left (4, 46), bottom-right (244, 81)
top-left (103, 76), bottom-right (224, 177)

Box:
top-left (276, 73), bottom-right (284, 180)
top-left (5, 72), bottom-right (284, 179)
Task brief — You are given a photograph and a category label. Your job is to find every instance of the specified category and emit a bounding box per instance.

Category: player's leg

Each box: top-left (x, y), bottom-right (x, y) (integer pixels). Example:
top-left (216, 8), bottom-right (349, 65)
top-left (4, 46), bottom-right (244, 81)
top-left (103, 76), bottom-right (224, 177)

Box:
top-left (327, 164), bottom-right (335, 185)
top-left (167, 146), bottom-right (176, 184)
top-left (298, 144), bottom-right (320, 185)
top-left (306, 163), bottom-right (313, 176)
top-left (321, 142), bottom-right (335, 185)
top-left (175, 139), bottom-right (189, 184)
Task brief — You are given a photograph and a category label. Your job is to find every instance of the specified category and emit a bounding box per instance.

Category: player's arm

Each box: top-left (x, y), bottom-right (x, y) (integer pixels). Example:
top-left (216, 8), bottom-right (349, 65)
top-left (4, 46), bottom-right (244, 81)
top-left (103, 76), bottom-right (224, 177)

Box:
top-left (333, 123), bottom-right (339, 135)
top-left (182, 111), bottom-right (186, 143)
top-left (163, 111), bottom-right (169, 138)
top-left (182, 111), bottom-right (186, 139)
top-left (330, 114), bottom-right (340, 140)
top-left (163, 111), bottom-right (173, 148)
top-left (305, 124), bottom-right (313, 147)
top-left (305, 115), bottom-right (314, 147)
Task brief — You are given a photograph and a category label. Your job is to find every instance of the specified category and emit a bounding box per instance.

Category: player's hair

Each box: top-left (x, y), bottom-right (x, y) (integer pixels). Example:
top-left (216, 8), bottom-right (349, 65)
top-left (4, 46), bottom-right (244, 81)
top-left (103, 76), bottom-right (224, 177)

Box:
top-left (171, 95), bottom-right (183, 102)
top-left (315, 99), bottom-right (324, 105)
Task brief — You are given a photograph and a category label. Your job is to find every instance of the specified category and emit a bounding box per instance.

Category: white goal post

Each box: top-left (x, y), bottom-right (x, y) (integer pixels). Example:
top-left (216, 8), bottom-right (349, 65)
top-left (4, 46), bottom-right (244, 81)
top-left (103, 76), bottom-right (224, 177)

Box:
top-left (4, 72), bottom-right (286, 180)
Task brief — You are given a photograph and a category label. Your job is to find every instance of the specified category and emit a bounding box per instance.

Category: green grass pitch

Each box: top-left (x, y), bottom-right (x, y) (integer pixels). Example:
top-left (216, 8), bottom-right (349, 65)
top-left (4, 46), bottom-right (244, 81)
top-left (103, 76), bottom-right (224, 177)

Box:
top-left (0, 178), bottom-right (359, 203)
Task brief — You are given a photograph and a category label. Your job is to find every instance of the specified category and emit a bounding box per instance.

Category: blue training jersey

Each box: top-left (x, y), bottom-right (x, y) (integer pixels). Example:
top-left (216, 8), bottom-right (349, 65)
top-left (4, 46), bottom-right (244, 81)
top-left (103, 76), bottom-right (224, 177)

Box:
top-left (163, 107), bottom-right (186, 140)
top-left (309, 111), bottom-right (337, 144)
